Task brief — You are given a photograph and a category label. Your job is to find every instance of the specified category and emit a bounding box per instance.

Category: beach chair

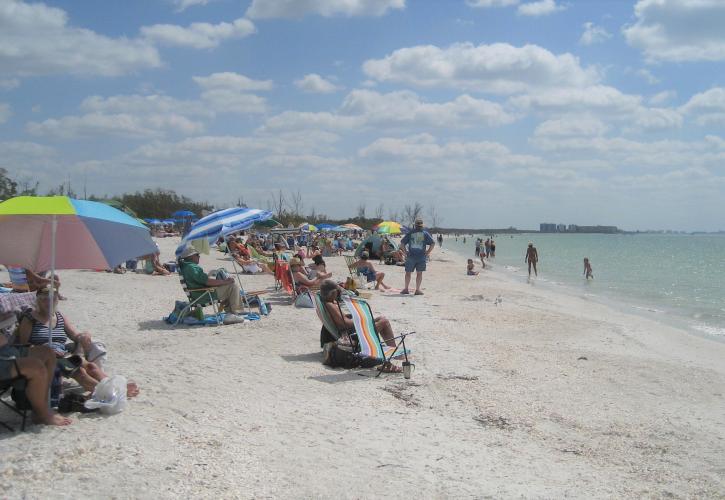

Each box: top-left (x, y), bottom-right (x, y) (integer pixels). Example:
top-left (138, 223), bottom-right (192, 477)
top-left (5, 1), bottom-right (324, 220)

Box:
top-left (0, 359), bottom-right (29, 432)
top-left (344, 255), bottom-right (362, 279)
top-left (175, 262), bottom-right (223, 326)
top-left (341, 294), bottom-right (412, 376)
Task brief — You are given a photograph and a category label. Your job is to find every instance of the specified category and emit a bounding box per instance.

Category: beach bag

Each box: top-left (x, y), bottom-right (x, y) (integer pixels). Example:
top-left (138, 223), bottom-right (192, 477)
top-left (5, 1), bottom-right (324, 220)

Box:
top-left (294, 291), bottom-right (314, 308)
top-left (84, 375), bottom-right (127, 415)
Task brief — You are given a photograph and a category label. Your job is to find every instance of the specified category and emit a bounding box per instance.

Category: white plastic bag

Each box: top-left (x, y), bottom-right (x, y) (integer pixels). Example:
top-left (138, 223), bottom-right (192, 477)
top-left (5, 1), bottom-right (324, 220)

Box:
top-left (84, 375), bottom-right (127, 415)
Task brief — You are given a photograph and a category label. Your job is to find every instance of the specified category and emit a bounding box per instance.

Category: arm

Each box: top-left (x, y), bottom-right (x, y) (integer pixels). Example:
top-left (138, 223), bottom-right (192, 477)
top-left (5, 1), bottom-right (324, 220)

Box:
top-left (16, 316), bottom-right (32, 344)
top-left (206, 276), bottom-right (234, 287)
top-left (62, 315), bottom-right (89, 345)
top-left (426, 242), bottom-right (435, 257)
top-left (325, 302), bottom-right (354, 330)
top-left (293, 272), bottom-right (319, 287)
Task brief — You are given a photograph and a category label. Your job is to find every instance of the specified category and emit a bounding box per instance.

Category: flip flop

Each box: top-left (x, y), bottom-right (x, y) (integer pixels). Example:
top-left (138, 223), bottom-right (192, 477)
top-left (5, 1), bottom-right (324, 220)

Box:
top-left (414, 290), bottom-right (424, 295)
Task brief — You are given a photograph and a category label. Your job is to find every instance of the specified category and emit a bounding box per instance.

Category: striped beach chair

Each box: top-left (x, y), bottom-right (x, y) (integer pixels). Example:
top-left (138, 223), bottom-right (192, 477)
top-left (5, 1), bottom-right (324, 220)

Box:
top-left (341, 295), bottom-right (412, 375)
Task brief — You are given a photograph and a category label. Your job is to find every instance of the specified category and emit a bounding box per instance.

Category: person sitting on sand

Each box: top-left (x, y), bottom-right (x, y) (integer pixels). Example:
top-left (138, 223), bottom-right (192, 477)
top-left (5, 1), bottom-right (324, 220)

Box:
top-left (17, 286), bottom-right (139, 398)
top-left (583, 257), bottom-right (594, 280)
top-left (351, 251), bottom-right (391, 290)
top-left (0, 336), bottom-right (72, 426)
top-left (525, 242), bottom-right (538, 277)
top-left (467, 259), bottom-right (479, 276)
top-left (309, 255), bottom-right (332, 280)
top-left (319, 280), bottom-right (400, 372)
top-left (178, 247), bottom-right (246, 315)
top-left (289, 257), bottom-right (323, 293)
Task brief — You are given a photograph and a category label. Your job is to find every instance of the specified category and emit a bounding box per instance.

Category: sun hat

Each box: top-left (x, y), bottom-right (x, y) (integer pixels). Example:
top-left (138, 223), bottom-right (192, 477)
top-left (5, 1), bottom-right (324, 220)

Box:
top-left (180, 246), bottom-right (200, 259)
top-left (289, 257), bottom-right (302, 267)
top-left (361, 251), bottom-right (369, 259)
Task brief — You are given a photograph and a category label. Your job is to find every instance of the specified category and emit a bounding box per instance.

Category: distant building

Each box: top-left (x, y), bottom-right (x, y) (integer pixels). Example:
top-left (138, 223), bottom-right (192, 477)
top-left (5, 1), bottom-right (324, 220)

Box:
top-left (557, 224), bottom-right (567, 233)
top-left (568, 224), bottom-right (578, 232)
top-left (540, 223), bottom-right (557, 232)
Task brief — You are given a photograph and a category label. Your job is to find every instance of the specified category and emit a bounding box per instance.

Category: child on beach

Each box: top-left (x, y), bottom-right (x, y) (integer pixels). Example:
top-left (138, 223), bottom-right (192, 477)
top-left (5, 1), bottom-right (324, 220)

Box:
top-left (467, 259), bottom-right (479, 276)
top-left (583, 258), bottom-right (594, 280)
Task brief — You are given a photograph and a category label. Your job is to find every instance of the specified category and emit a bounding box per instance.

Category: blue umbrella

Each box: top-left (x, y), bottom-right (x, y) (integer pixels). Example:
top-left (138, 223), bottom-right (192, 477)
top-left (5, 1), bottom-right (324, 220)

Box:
top-left (172, 210), bottom-right (195, 218)
top-left (145, 218), bottom-right (162, 225)
top-left (161, 219), bottom-right (176, 225)
top-left (316, 223), bottom-right (336, 231)
top-left (176, 207), bottom-right (273, 256)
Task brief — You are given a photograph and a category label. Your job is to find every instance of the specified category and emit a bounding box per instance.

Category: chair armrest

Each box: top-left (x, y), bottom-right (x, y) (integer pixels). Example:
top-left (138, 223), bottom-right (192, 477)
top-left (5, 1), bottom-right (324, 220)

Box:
top-left (187, 287), bottom-right (217, 292)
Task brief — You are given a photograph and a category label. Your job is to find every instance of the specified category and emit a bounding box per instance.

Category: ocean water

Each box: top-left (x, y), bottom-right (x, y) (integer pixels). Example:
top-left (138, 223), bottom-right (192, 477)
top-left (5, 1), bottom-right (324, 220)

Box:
top-left (443, 233), bottom-right (725, 340)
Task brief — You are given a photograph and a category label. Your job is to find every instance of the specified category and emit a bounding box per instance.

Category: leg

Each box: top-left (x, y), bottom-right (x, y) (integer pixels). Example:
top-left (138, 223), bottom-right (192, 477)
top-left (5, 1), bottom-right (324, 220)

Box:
top-left (374, 317), bottom-right (396, 347)
top-left (533, 262), bottom-right (537, 276)
top-left (402, 272), bottom-right (412, 293)
top-left (26, 345), bottom-right (56, 387)
top-left (215, 282), bottom-right (244, 313)
top-left (12, 358), bottom-right (71, 426)
top-left (374, 272), bottom-right (388, 290)
top-left (528, 261), bottom-right (532, 277)
top-left (415, 271), bottom-right (423, 294)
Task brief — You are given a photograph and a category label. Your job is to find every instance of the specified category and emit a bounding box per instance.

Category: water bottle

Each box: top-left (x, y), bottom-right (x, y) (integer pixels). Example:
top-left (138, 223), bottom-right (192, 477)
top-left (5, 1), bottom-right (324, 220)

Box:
top-left (259, 297), bottom-right (268, 316)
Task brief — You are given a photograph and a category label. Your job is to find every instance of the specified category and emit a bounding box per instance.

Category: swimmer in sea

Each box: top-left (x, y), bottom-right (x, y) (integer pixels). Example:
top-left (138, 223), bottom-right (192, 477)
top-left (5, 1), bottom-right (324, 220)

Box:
top-left (525, 242), bottom-right (538, 277)
top-left (583, 257), bottom-right (593, 280)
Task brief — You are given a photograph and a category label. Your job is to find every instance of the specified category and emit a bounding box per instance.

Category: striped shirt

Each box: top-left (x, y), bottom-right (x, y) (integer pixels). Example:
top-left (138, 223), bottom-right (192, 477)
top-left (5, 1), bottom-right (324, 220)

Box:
top-left (27, 311), bottom-right (67, 354)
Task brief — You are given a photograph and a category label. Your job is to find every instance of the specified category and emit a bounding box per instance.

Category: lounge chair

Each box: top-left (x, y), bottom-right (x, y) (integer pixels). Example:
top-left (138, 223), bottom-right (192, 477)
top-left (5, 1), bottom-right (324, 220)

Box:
top-left (314, 293), bottom-right (412, 375)
top-left (341, 294), bottom-right (412, 376)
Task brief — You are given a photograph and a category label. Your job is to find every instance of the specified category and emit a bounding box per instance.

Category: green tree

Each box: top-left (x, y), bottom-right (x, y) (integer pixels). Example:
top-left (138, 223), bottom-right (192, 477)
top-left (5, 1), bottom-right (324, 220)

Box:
top-left (0, 168), bottom-right (18, 200)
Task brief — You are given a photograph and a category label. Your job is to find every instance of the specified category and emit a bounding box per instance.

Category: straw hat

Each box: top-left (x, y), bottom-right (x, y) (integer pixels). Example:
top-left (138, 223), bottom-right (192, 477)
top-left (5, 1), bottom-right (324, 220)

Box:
top-left (289, 257), bottom-right (303, 267)
top-left (179, 246), bottom-right (200, 259)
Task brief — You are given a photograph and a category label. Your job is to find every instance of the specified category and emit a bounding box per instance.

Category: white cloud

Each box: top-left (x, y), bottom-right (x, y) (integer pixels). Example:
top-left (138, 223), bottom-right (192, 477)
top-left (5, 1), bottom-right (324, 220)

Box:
top-left (193, 72), bottom-right (273, 91)
top-left (0, 103), bottom-right (10, 124)
top-left (27, 94), bottom-right (210, 139)
top-left (263, 89), bottom-right (516, 132)
top-left (193, 72), bottom-right (271, 113)
top-left (0, 78), bottom-right (19, 90)
top-left (0, 0), bottom-right (160, 77)
top-left (580, 22), bottom-right (611, 45)
top-left (623, 0), bottom-right (725, 62)
top-left (649, 90), bottom-right (676, 106)
top-left (246, 0), bottom-right (405, 19)
top-left (294, 74), bottom-right (342, 93)
top-left (509, 85), bottom-right (641, 114)
top-left (636, 68), bottom-right (659, 85)
top-left (363, 42), bottom-right (599, 93)
top-left (141, 18), bottom-right (255, 49)
top-left (466, 0), bottom-right (519, 7)
top-left (171, 0), bottom-right (212, 12)
top-left (534, 115), bottom-right (609, 137)
top-left (517, 0), bottom-right (564, 17)
top-left (680, 87), bottom-right (725, 125)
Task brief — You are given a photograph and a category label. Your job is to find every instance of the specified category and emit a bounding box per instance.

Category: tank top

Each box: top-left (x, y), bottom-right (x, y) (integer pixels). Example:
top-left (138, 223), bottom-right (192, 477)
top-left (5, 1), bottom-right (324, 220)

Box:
top-left (27, 311), bottom-right (67, 354)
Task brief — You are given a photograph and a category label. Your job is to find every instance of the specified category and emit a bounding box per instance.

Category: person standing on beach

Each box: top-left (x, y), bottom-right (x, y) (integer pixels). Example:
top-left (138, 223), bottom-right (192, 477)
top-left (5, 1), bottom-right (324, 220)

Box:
top-left (490, 238), bottom-right (496, 258)
top-left (583, 258), bottom-right (594, 280)
top-left (525, 242), bottom-right (538, 277)
top-left (475, 239), bottom-right (481, 257)
top-left (400, 218), bottom-right (435, 295)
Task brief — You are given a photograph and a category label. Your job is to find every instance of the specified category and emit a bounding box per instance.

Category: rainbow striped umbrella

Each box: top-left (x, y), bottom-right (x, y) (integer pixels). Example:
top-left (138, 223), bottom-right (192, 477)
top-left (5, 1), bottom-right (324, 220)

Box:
top-left (376, 221), bottom-right (401, 235)
top-left (0, 196), bottom-right (157, 346)
top-left (0, 196), bottom-right (156, 272)
top-left (299, 223), bottom-right (317, 232)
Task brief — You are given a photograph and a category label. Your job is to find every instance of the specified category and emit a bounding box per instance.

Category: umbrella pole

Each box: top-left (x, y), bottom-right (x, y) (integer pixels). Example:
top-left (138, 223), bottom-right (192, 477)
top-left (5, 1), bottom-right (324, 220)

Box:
top-left (48, 216), bottom-right (57, 347)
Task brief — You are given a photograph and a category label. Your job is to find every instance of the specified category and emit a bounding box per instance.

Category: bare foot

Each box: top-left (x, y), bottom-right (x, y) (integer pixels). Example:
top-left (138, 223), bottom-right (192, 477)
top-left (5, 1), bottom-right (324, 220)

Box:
top-left (33, 412), bottom-right (72, 426)
top-left (127, 382), bottom-right (140, 398)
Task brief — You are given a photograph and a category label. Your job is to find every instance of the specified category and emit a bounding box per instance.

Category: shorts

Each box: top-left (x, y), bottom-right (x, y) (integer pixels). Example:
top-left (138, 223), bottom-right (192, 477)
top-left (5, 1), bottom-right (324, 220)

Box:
top-left (404, 256), bottom-right (427, 273)
top-left (0, 344), bottom-right (30, 380)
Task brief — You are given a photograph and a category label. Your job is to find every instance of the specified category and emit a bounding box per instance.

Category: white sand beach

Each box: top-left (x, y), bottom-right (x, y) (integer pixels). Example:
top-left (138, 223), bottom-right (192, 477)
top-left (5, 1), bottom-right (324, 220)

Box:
top-left (1, 237), bottom-right (724, 498)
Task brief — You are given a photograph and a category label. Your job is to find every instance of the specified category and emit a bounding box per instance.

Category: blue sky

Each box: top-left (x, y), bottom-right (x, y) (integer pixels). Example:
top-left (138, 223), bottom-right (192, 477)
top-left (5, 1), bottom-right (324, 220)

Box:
top-left (1, 0), bottom-right (724, 230)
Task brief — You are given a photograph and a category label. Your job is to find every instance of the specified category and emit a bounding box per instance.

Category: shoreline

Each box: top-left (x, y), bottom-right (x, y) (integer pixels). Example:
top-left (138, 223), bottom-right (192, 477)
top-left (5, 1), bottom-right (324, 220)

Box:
top-left (1, 237), bottom-right (724, 498)
top-left (440, 235), bottom-right (725, 344)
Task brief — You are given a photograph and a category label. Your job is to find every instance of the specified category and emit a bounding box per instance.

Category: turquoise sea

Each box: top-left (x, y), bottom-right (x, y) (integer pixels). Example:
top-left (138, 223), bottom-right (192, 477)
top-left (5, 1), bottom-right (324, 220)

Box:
top-left (444, 233), bottom-right (725, 340)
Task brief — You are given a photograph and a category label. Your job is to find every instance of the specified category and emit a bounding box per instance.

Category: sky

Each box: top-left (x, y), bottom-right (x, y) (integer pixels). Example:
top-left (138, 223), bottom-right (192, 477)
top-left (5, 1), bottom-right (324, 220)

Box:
top-left (1, 0), bottom-right (724, 231)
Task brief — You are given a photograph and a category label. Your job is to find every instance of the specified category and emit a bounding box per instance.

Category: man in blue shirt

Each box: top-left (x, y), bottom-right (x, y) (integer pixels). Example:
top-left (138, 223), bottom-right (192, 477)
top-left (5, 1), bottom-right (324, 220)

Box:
top-left (400, 218), bottom-right (435, 295)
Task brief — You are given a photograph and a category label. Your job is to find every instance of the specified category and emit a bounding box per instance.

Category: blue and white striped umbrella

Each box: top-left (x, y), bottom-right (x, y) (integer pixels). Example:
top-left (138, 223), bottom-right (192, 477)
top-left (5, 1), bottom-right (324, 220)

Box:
top-left (175, 207), bottom-right (272, 256)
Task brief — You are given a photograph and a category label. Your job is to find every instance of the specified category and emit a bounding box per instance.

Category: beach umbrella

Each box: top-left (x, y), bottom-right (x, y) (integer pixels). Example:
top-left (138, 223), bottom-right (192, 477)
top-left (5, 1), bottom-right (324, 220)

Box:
top-left (176, 207), bottom-right (273, 256)
top-left (0, 195), bottom-right (157, 345)
top-left (299, 223), bottom-right (317, 232)
top-left (333, 225), bottom-right (352, 232)
top-left (144, 218), bottom-right (163, 225)
top-left (316, 223), bottom-right (336, 231)
top-left (376, 221), bottom-right (402, 235)
top-left (254, 218), bottom-right (281, 229)
top-left (100, 199), bottom-right (139, 219)
top-left (342, 223), bottom-right (362, 231)
top-left (172, 210), bottom-right (195, 218)
top-left (161, 219), bottom-right (176, 225)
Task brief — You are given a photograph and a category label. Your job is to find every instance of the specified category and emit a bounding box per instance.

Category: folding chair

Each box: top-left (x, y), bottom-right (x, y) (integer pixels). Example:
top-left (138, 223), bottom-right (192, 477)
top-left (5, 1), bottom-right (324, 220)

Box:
top-left (344, 255), bottom-right (362, 279)
top-left (0, 356), bottom-right (29, 432)
top-left (175, 262), bottom-right (223, 326)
